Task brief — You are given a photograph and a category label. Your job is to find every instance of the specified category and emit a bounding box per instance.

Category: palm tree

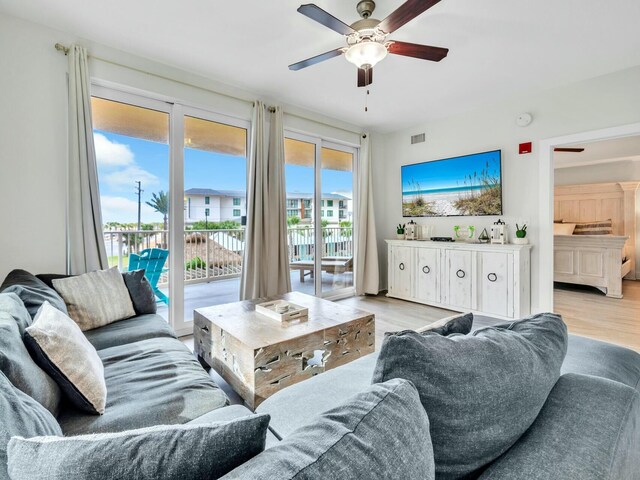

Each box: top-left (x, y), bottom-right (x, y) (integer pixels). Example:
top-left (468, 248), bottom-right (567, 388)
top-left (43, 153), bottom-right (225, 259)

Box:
top-left (146, 191), bottom-right (168, 248)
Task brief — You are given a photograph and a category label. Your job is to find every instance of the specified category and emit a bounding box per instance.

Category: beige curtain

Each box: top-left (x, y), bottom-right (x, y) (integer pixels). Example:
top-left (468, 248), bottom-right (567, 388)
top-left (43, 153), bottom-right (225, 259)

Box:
top-left (355, 133), bottom-right (380, 295)
top-left (240, 103), bottom-right (291, 299)
top-left (67, 45), bottom-right (108, 274)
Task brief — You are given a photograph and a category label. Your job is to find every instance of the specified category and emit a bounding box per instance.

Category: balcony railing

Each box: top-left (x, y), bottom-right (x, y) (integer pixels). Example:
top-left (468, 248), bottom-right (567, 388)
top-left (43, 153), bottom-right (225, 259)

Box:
top-left (103, 226), bottom-right (353, 285)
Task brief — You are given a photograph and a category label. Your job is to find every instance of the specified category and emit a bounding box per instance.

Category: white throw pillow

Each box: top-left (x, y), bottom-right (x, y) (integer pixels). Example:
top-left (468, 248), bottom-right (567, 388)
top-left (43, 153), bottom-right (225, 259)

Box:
top-left (23, 302), bottom-right (107, 414)
top-left (52, 267), bottom-right (136, 331)
top-left (553, 223), bottom-right (576, 235)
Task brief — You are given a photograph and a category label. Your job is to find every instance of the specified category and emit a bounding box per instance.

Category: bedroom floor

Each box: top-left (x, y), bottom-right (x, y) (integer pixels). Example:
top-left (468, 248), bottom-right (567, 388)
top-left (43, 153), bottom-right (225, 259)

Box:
top-left (554, 279), bottom-right (640, 352)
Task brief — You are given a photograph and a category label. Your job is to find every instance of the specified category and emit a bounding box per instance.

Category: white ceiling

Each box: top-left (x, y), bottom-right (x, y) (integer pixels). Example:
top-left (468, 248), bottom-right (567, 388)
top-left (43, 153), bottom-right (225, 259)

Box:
top-left (2, 0), bottom-right (640, 132)
top-left (554, 135), bottom-right (640, 169)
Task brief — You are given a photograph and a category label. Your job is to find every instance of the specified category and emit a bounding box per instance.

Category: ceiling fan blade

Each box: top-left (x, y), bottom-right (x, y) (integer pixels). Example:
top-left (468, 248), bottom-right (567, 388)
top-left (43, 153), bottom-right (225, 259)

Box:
top-left (297, 4), bottom-right (355, 36)
top-left (357, 67), bottom-right (373, 87)
top-left (288, 48), bottom-right (344, 71)
top-left (378, 0), bottom-right (441, 34)
top-left (554, 148), bottom-right (585, 153)
top-left (387, 41), bottom-right (448, 62)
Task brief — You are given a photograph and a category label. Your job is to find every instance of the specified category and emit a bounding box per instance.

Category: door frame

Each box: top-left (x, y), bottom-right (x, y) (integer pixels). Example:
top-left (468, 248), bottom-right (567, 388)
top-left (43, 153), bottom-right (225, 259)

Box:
top-left (538, 121), bottom-right (640, 311)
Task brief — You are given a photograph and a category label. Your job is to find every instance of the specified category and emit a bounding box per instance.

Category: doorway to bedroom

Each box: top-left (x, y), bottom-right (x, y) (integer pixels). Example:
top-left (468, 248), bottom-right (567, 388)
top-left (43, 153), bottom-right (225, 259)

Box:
top-left (551, 135), bottom-right (640, 351)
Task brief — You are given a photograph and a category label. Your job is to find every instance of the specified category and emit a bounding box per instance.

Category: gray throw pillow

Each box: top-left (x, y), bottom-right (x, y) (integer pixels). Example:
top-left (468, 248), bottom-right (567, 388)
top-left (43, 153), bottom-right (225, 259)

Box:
top-left (0, 371), bottom-right (62, 480)
top-left (24, 302), bottom-right (107, 415)
top-left (419, 312), bottom-right (473, 336)
top-left (0, 293), bottom-right (62, 415)
top-left (8, 415), bottom-right (270, 480)
top-left (223, 379), bottom-right (435, 480)
top-left (52, 267), bottom-right (136, 331)
top-left (372, 312), bottom-right (568, 480)
top-left (122, 270), bottom-right (157, 315)
top-left (0, 269), bottom-right (68, 318)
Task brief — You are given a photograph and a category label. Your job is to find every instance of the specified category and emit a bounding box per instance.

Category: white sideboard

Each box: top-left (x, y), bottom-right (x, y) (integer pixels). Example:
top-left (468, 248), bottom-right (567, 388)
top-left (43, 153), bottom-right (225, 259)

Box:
top-left (386, 240), bottom-right (532, 320)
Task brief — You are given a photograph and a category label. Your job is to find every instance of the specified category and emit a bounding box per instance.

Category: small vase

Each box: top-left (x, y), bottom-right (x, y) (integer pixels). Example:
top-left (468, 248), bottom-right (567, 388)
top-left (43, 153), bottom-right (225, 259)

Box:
top-left (396, 233), bottom-right (405, 240)
top-left (512, 237), bottom-right (529, 245)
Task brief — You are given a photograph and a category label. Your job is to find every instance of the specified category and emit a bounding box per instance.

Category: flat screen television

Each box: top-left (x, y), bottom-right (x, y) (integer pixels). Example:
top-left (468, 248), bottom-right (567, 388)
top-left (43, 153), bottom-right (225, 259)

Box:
top-left (401, 149), bottom-right (502, 217)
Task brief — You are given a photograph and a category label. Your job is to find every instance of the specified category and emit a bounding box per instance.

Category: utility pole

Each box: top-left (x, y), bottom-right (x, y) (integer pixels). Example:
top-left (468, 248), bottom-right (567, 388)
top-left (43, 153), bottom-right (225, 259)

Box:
top-left (135, 181), bottom-right (143, 231)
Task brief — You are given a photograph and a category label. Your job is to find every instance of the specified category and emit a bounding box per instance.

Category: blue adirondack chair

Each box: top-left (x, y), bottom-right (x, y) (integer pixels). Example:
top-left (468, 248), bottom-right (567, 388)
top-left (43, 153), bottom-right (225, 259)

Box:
top-left (128, 248), bottom-right (169, 304)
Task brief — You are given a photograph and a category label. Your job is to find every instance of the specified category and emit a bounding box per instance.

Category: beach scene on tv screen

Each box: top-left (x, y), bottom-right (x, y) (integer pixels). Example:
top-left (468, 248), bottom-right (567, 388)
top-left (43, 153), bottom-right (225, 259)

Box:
top-left (402, 150), bottom-right (502, 217)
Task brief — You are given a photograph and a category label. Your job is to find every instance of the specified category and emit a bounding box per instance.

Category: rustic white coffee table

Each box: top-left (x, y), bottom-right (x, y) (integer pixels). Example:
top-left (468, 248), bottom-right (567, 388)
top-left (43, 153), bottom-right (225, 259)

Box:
top-left (194, 292), bottom-right (375, 409)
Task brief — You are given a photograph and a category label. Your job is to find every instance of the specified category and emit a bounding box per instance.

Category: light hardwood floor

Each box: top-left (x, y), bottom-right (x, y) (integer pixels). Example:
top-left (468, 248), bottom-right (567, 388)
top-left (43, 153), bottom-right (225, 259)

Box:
top-left (554, 279), bottom-right (640, 352)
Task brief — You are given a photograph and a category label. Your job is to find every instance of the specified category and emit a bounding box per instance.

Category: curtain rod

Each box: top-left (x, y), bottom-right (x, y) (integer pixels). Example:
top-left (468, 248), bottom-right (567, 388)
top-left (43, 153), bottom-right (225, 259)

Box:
top-left (54, 43), bottom-right (364, 137)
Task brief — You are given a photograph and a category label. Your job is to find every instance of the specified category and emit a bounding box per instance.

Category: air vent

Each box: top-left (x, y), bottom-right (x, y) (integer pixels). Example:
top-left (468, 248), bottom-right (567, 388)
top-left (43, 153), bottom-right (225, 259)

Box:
top-left (411, 133), bottom-right (426, 145)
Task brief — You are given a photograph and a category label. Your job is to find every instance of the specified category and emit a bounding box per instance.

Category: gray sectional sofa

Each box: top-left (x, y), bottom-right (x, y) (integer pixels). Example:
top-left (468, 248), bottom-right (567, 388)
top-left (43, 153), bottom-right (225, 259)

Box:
top-left (2, 268), bottom-right (640, 479)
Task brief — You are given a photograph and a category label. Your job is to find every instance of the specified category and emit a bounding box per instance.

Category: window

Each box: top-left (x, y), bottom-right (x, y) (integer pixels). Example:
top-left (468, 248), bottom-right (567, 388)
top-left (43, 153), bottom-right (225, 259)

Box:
top-left (327, 210), bottom-right (333, 217)
top-left (233, 197), bottom-right (241, 206)
top-left (339, 210), bottom-right (346, 219)
top-left (205, 196), bottom-right (210, 205)
top-left (287, 209), bottom-right (298, 217)
top-left (327, 200), bottom-right (333, 207)
top-left (339, 201), bottom-right (345, 208)
top-left (320, 210), bottom-right (324, 217)
top-left (205, 208), bottom-right (210, 216)
top-left (321, 200), bottom-right (324, 206)
top-left (287, 199), bottom-right (298, 208)
top-left (303, 199), bottom-right (311, 208)
top-left (304, 208), bottom-right (311, 218)
top-left (233, 209), bottom-right (241, 216)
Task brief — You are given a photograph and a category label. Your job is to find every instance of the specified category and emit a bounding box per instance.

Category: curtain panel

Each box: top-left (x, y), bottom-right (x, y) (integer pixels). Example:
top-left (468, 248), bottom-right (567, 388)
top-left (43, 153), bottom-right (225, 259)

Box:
top-left (240, 103), bottom-right (291, 299)
top-left (67, 45), bottom-right (108, 274)
top-left (355, 134), bottom-right (380, 295)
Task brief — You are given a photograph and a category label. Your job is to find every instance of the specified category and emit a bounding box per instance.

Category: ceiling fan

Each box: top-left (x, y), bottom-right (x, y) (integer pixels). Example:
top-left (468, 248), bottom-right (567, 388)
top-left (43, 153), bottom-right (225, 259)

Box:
top-left (289, 0), bottom-right (449, 87)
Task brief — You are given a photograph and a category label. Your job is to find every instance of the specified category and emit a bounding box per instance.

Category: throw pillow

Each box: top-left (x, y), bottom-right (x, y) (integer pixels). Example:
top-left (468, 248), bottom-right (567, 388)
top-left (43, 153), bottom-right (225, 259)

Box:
top-left (553, 223), bottom-right (576, 235)
top-left (417, 312), bottom-right (473, 336)
top-left (571, 219), bottom-right (613, 235)
top-left (23, 302), bottom-right (107, 414)
top-left (224, 379), bottom-right (435, 480)
top-left (0, 293), bottom-right (62, 415)
top-left (372, 312), bottom-right (568, 480)
top-left (52, 267), bottom-right (136, 331)
top-left (122, 270), bottom-right (157, 315)
top-left (7, 415), bottom-right (270, 480)
top-left (0, 269), bottom-right (68, 318)
top-left (0, 371), bottom-right (62, 480)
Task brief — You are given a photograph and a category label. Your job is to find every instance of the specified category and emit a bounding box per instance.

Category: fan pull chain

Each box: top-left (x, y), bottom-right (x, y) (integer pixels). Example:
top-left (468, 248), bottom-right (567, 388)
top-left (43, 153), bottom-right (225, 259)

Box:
top-left (364, 88), bottom-right (370, 112)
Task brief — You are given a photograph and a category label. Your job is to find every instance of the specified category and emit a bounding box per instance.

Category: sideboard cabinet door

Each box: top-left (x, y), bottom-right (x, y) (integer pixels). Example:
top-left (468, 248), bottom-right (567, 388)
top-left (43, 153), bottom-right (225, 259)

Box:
top-left (478, 252), bottom-right (513, 318)
top-left (389, 245), bottom-right (413, 298)
top-left (415, 247), bottom-right (439, 304)
top-left (445, 249), bottom-right (472, 309)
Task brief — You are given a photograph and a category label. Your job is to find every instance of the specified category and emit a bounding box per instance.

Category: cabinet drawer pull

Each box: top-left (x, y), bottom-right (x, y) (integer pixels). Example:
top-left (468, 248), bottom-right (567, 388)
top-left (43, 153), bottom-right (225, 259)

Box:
top-left (399, 263), bottom-right (405, 271)
top-left (487, 273), bottom-right (498, 282)
top-left (422, 266), bottom-right (430, 274)
top-left (456, 269), bottom-right (465, 279)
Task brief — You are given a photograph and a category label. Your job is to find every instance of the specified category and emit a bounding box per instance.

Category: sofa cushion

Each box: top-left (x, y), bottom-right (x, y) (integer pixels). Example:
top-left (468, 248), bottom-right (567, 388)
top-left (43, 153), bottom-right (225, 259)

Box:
top-left (224, 379), bottom-right (435, 480)
top-left (24, 302), bottom-right (107, 415)
top-left (256, 352), bottom-right (379, 440)
top-left (8, 415), bottom-right (270, 480)
top-left (189, 405), bottom-right (280, 449)
top-left (0, 294), bottom-right (62, 415)
top-left (52, 267), bottom-right (136, 331)
top-left (562, 334), bottom-right (640, 391)
top-left (83, 314), bottom-right (176, 351)
top-left (0, 371), bottom-right (62, 480)
top-left (122, 269), bottom-right (157, 315)
top-left (479, 374), bottom-right (640, 480)
top-left (372, 312), bottom-right (568, 480)
top-left (57, 337), bottom-right (229, 435)
top-left (0, 291), bottom-right (32, 333)
top-left (418, 312), bottom-right (474, 335)
top-left (0, 269), bottom-right (68, 317)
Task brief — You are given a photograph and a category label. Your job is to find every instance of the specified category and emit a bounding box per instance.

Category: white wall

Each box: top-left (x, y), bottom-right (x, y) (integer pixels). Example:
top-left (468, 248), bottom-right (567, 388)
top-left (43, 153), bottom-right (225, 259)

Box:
top-left (0, 12), bottom-right (363, 281)
top-left (372, 65), bottom-right (640, 312)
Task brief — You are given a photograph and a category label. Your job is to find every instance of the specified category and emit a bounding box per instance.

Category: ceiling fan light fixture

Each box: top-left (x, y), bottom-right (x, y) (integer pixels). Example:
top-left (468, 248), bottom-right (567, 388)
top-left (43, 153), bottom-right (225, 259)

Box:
top-left (344, 40), bottom-right (387, 69)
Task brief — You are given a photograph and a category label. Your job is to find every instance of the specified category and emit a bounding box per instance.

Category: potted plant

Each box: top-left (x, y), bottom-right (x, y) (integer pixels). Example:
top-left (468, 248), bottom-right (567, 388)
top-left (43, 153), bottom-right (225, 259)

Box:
top-left (513, 224), bottom-right (529, 244)
top-left (396, 223), bottom-right (406, 240)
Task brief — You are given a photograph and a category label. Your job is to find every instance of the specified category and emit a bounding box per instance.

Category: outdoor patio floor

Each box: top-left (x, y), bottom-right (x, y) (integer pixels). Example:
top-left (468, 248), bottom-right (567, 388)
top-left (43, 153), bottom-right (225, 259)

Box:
top-left (157, 270), bottom-right (353, 322)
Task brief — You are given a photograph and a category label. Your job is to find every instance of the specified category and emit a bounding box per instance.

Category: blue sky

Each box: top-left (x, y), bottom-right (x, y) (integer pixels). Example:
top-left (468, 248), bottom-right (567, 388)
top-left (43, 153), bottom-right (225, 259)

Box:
top-left (95, 130), bottom-right (353, 223)
top-left (401, 150), bottom-right (501, 192)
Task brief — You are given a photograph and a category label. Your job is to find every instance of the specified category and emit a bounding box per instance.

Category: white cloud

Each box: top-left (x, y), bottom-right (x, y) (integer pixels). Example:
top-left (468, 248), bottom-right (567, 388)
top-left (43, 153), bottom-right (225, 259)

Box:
top-left (103, 165), bottom-right (160, 191)
top-left (100, 196), bottom-right (161, 224)
top-left (94, 133), bottom-right (134, 167)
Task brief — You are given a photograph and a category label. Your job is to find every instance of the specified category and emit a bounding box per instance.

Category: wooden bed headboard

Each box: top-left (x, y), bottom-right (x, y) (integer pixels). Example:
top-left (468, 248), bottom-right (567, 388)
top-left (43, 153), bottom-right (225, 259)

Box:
top-left (554, 181), bottom-right (639, 278)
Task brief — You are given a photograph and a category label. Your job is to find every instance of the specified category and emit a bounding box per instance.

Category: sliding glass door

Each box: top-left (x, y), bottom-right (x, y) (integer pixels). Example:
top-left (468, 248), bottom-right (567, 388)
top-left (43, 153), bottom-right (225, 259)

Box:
top-left (284, 132), bottom-right (357, 298)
